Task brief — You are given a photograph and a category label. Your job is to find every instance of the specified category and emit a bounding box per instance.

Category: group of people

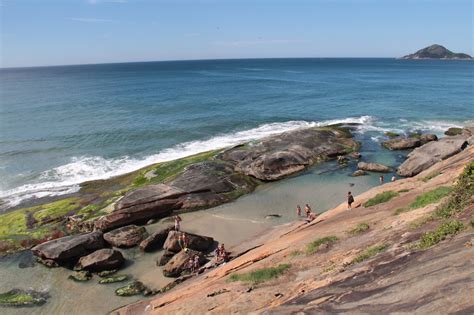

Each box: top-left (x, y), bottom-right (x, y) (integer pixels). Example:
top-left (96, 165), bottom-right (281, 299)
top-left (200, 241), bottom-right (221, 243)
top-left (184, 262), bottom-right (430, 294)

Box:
top-left (296, 204), bottom-right (318, 222)
top-left (185, 255), bottom-right (201, 274)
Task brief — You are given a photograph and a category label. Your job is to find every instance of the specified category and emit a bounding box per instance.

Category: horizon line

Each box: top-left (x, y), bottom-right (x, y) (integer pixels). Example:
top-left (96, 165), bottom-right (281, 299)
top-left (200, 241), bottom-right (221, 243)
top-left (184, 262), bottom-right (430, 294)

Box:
top-left (1, 56), bottom-right (402, 70)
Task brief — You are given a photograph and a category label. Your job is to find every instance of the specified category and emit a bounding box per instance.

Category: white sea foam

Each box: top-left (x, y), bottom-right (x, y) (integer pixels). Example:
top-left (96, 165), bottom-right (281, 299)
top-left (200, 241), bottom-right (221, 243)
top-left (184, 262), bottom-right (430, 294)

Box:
top-left (0, 116), bottom-right (468, 208)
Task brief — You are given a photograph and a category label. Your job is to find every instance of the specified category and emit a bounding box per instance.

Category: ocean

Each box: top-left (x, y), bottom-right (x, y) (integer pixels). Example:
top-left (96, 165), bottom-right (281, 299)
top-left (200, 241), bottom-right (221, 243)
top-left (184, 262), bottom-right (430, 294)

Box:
top-left (0, 58), bottom-right (473, 209)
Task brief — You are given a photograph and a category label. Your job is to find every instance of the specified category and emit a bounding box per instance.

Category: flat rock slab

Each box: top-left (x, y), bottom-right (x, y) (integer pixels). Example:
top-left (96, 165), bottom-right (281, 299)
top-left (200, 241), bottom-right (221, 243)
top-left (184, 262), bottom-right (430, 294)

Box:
top-left (163, 230), bottom-right (214, 253)
top-left (397, 137), bottom-right (468, 177)
top-left (357, 162), bottom-right (392, 173)
top-left (31, 231), bottom-right (105, 263)
top-left (104, 225), bottom-right (147, 248)
top-left (76, 248), bottom-right (125, 272)
top-left (382, 134), bottom-right (437, 150)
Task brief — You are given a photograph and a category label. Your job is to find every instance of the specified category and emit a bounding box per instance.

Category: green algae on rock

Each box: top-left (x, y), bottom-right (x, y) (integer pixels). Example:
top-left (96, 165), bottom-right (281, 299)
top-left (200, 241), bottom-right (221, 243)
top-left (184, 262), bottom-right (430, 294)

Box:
top-left (115, 281), bottom-right (146, 297)
top-left (98, 275), bottom-right (128, 284)
top-left (68, 271), bottom-right (93, 282)
top-left (0, 289), bottom-right (49, 307)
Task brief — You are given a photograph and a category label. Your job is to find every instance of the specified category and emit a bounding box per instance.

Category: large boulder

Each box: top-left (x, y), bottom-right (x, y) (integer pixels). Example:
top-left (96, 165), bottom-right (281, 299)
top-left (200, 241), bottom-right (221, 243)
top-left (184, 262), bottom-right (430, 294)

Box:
top-left (139, 226), bottom-right (173, 252)
top-left (219, 127), bottom-right (359, 181)
top-left (104, 225), bottom-right (147, 248)
top-left (397, 137), bottom-right (468, 177)
top-left (382, 134), bottom-right (437, 150)
top-left (76, 248), bottom-right (125, 272)
top-left (157, 250), bottom-right (176, 266)
top-left (162, 249), bottom-right (206, 277)
top-left (357, 162), bottom-right (392, 173)
top-left (31, 231), bottom-right (105, 263)
top-left (163, 230), bottom-right (214, 253)
top-left (95, 184), bottom-right (185, 231)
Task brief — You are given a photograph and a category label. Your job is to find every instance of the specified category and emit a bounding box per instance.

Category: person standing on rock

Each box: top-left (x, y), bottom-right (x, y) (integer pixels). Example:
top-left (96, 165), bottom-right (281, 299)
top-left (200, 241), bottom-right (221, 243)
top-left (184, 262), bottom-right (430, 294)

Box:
top-left (193, 255), bottom-right (200, 274)
top-left (347, 192), bottom-right (354, 210)
top-left (174, 215), bottom-right (182, 231)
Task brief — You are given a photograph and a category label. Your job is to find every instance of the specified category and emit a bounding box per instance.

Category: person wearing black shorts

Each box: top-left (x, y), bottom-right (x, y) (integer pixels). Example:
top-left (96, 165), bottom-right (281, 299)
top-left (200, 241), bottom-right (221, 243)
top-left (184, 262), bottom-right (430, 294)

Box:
top-left (347, 191), bottom-right (354, 210)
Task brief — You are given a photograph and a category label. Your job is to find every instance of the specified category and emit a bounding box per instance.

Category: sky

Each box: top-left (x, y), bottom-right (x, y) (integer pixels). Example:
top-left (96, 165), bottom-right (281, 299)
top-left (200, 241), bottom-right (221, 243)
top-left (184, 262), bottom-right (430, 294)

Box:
top-left (0, 0), bottom-right (473, 68)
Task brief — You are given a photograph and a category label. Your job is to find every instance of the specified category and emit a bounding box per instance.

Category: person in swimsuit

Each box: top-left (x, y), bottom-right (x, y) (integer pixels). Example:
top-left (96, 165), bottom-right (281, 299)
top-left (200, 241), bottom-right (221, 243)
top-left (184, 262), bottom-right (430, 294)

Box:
top-left (296, 205), bottom-right (302, 216)
top-left (347, 191), bottom-right (354, 210)
top-left (174, 215), bottom-right (182, 231)
top-left (304, 204), bottom-right (312, 218)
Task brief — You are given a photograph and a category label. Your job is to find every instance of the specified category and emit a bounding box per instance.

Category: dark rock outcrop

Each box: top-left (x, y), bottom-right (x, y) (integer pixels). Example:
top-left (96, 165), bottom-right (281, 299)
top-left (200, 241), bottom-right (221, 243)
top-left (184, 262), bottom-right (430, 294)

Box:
top-left (163, 249), bottom-right (206, 277)
top-left (139, 226), bottom-right (174, 252)
top-left (31, 231), bottom-right (105, 264)
top-left (220, 127), bottom-right (358, 181)
top-left (163, 230), bottom-right (214, 253)
top-left (351, 170), bottom-right (367, 177)
top-left (397, 137), bottom-right (469, 177)
top-left (401, 44), bottom-right (472, 60)
top-left (157, 250), bottom-right (176, 266)
top-left (103, 225), bottom-right (147, 248)
top-left (76, 248), bottom-right (125, 272)
top-left (357, 162), bottom-right (392, 173)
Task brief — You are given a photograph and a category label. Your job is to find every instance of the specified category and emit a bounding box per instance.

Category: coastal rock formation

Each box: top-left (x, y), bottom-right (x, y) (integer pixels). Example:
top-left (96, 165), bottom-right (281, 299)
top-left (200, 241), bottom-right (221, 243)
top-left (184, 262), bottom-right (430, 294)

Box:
top-left (115, 281), bottom-right (147, 297)
top-left (103, 225), bottom-right (147, 248)
top-left (401, 44), bottom-right (473, 60)
top-left (351, 170), bottom-right (367, 177)
top-left (382, 134), bottom-right (437, 150)
top-left (139, 226), bottom-right (174, 252)
top-left (162, 249), bottom-right (206, 277)
top-left (76, 248), bottom-right (125, 272)
top-left (95, 184), bottom-right (185, 231)
top-left (397, 137), bottom-right (468, 177)
top-left (220, 127), bottom-right (358, 181)
top-left (31, 231), bottom-right (105, 263)
top-left (95, 162), bottom-right (258, 231)
top-left (163, 230), bottom-right (214, 253)
top-left (357, 162), bottom-right (392, 173)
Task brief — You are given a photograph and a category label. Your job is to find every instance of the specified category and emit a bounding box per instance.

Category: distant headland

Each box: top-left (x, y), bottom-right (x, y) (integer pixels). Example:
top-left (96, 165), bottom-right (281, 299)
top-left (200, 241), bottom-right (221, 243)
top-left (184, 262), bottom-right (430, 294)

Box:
top-left (400, 44), bottom-right (472, 60)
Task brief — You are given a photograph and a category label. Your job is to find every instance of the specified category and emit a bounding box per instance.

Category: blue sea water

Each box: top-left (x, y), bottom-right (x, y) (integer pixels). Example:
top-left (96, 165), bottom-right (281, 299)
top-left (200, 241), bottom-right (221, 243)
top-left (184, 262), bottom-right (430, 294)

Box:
top-left (0, 58), bottom-right (473, 208)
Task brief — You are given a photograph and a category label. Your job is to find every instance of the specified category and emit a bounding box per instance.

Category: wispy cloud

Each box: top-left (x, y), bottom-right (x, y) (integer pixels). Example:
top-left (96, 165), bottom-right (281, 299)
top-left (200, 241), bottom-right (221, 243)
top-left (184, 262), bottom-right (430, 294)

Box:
top-left (213, 39), bottom-right (309, 47)
top-left (68, 17), bottom-right (114, 23)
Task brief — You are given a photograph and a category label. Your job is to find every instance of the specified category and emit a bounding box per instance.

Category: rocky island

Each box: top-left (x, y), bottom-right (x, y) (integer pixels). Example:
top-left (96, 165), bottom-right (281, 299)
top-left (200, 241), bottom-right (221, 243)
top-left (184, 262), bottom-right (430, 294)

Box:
top-left (400, 44), bottom-right (473, 60)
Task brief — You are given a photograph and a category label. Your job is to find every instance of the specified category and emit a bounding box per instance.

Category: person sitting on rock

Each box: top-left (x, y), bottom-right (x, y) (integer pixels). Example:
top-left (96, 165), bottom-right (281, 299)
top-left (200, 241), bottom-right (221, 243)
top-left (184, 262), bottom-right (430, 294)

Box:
top-left (305, 211), bottom-right (318, 223)
top-left (215, 243), bottom-right (229, 264)
top-left (391, 175), bottom-right (397, 182)
top-left (186, 258), bottom-right (194, 273)
top-left (174, 215), bottom-right (182, 231)
top-left (304, 204), bottom-right (312, 217)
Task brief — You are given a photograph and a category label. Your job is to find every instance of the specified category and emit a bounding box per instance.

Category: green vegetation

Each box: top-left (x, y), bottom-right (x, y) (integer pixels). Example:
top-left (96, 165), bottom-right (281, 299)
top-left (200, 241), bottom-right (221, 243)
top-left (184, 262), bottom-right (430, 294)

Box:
top-left (322, 264), bottom-right (336, 273)
top-left (417, 220), bottom-right (464, 249)
top-left (115, 281), bottom-right (146, 297)
top-left (33, 197), bottom-right (81, 222)
top-left (0, 289), bottom-right (48, 307)
top-left (351, 244), bottom-right (389, 264)
top-left (434, 162), bottom-right (474, 219)
top-left (305, 236), bottom-right (338, 254)
top-left (398, 189), bottom-right (411, 193)
top-left (363, 191), bottom-right (399, 207)
top-left (444, 127), bottom-right (463, 136)
top-left (99, 275), bottom-right (128, 284)
top-left (348, 222), bottom-right (370, 235)
top-left (422, 172), bottom-right (441, 182)
top-left (289, 250), bottom-right (302, 257)
top-left (228, 264), bottom-right (291, 284)
top-left (409, 186), bottom-right (453, 209)
top-left (384, 131), bottom-right (400, 138)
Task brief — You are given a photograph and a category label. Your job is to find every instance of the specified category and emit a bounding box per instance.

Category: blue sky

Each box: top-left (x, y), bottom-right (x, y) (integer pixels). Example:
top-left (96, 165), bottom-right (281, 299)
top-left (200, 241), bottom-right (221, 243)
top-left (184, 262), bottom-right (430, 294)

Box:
top-left (1, 0), bottom-right (472, 67)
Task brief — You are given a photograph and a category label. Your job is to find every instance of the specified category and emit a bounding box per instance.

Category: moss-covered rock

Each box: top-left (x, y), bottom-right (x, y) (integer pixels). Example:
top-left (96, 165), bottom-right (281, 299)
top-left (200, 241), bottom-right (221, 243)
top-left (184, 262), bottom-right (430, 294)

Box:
top-left (115, 281), bottom-right (146, 296)
top-left (98, 275), bottom-right (128, 284)
top-left (68, 271), bottom-right (92, 282)
top-left (0, 289), bottom-right (49, 307)
top-left (97, 269), bottom-right (118, 277)
top-left (444, 127), bottom-right (463, 136)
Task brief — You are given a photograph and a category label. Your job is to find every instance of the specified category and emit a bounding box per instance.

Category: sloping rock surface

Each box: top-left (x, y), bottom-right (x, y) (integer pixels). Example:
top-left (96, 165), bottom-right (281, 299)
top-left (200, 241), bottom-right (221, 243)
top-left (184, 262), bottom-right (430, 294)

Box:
top-left (398, 137), bottom-right (468, 177)
top-left (31, 231), bottom-right (105, 263)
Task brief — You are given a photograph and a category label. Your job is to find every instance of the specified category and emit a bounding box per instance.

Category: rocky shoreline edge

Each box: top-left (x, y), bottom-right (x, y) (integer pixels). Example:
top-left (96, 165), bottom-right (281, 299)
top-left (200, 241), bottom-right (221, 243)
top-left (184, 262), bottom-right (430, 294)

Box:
top-left (0, 124), bottom-right (473, 308)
